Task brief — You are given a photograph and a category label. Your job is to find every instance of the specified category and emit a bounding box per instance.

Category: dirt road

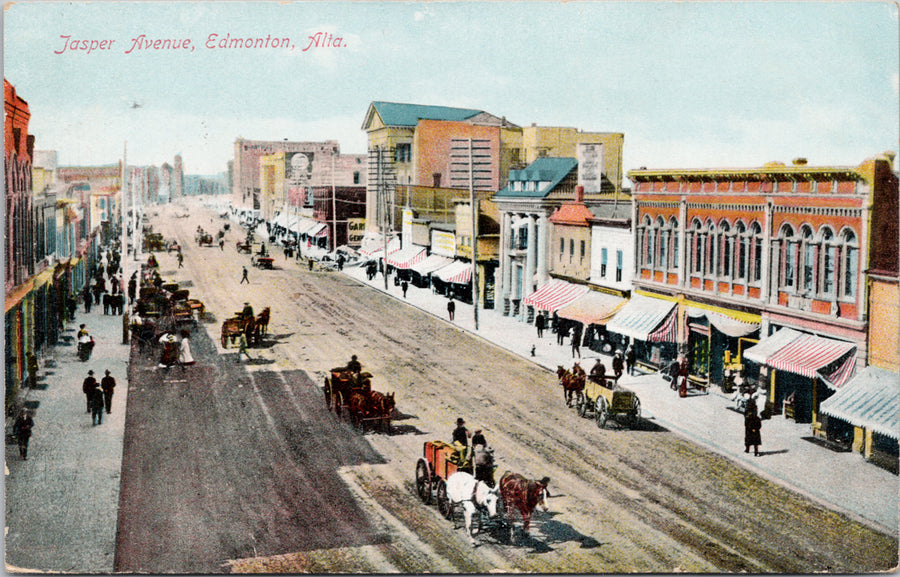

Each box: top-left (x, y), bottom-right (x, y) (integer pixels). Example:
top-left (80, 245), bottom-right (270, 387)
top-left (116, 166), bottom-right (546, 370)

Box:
top-left (115, 200), bottom-right (897, 573)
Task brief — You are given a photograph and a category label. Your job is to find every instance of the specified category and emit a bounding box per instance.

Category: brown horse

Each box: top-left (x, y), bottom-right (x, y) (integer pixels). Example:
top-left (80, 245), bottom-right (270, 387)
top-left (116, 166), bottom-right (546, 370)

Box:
top-left (557, 364), bottom-right (585, 407)
top-left (254, 307), bottom-right (271, 338)
top-left (498, 472), bottom-right (550, 543)
top-left (348, 390), bottom-right (395, 433)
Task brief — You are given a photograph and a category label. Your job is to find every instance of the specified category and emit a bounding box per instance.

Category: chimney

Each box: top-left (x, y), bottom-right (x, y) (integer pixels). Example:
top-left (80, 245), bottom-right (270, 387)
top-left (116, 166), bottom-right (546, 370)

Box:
top-left (575, 185), bottom-right (585, 203)
top-left (884, 150), bottom-right (896, 168)
top-left (792, 157), bottom-right (808, 166)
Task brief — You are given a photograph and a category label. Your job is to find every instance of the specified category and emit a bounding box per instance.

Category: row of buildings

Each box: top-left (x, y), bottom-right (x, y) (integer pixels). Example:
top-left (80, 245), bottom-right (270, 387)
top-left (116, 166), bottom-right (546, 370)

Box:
top-left (3, 78), bottom-right (191, 414)
top-left (229, 101), bottom-right (898, 469)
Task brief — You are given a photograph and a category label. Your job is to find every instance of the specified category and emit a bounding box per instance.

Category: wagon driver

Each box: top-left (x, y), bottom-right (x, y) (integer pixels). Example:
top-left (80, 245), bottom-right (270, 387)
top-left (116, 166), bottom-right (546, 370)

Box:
top-left (451, 417), bottom-right (471, 464)
top-left (346, 354), bottom-right (362, 374)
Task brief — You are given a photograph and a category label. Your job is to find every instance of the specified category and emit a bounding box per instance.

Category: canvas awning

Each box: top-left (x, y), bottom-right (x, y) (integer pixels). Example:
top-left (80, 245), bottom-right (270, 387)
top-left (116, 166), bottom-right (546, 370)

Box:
top-left (291, 218), bottom-right (318, 235)
top-left (819, 366), bottom-right (899, 440)
top-left (309, 223), bottom-right (328, 237)
top-left (434, 260), bottom-right (472, 284)
top-left (605, 293), bottom-right (678, 342)
top-left (410, 254), bottom-right (454, 276)
top-left (556, 290), bottom-right (626, 326)
top-left (743, 328), bottom-right (857, 389)
top-left (686, 307), bottom-right (760, 338)
top-left (386, 246), bottom-right (427, 269)
top-left (522, 279), bottom-right (589, 312)
top-left (359, 237), bottom-right (400, 258)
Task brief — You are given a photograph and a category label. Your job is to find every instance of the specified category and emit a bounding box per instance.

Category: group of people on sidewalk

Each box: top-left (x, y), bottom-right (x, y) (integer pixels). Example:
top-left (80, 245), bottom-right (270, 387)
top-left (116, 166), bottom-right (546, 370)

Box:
top-left (81, 369), bottom-right (117, 426)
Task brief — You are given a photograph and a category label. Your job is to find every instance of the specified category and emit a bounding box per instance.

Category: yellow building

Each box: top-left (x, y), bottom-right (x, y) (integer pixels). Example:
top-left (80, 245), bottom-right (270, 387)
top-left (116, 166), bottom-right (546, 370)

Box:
top-left (522, 126), bottom-right (624, 195)
top-left (259, 152), bottom-right (287, 222)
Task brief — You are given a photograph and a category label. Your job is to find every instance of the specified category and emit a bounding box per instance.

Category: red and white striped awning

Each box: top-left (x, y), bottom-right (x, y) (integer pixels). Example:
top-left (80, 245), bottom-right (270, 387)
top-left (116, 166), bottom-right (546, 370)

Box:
top-left (410, 254), bottom-right (454, 276)
top-left (522, 279), bottom-right (589, 312)
top-left (359, 237), bottom-right (400, 258)
top-left (386, 246), bottom-right (427, 269)
top-left (605, 293), bottom-right (678, 342)
top-left (767, 333), bottom-right (857, 388)
top-left (434, 260), bottom-right (472, 284)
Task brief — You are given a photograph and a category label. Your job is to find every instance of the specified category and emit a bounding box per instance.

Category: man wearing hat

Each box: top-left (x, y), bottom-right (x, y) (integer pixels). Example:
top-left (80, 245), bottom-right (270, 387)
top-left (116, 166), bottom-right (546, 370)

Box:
top-left (451, 417), bottom-right (471, 464)
top-left (101, 370), bottom-right (117, 414)
top-left (82, 370), bottom-right (98, 413)
top-left (13, 408), bottom-right (34, 460)
top-left (241, 302), bottom-right (254, 320)
top-left (89, 379), bottom-right (105, 426)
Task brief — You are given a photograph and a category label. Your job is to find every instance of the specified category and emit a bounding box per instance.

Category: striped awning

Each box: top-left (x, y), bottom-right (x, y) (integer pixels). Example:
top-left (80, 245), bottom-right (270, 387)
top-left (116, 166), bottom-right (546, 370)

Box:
top-left (686, 307), bottom-right (760, 338)
top-left (767, 333), bottom-right (857, 387)
top-left (291, 218), bottom-right (318, 235)
top-left (410, 254), bottom-right (454, 276)
top-left (360, 238), bottom-right (400, 258)
top-left (308, 222), bottom-right (328, 237)
top-left (556, 290), bottom-right (626, 326)
top-left (522, 279), bottom-right (589, 312)
top-left (743, 328), bottom-right (803, 365)
top-left (605, 293), bottom-right (678, 342)
top-left (820, 366), bottom-right (899, 439)
top-left (434, 260), bottom-right (472, 284)
top-left (386, 246), bottom-right (427, 269)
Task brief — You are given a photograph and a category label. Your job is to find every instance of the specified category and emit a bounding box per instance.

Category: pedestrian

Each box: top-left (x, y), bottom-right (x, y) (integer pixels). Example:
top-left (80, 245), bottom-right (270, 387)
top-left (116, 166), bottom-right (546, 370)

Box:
top-left (78, 332), bottom-right (95, 362)
top-left (90, 382), bottom-right (105, 426)
top-left (571, 324), bottom-right (583, 359)
top-left (219, 239), bottom-right (225, 251)
top-left (177, 252), bottom-right (184, 268)
top-left (744, 408), bottom-right (762, 456)
top-left (625, 344), bottom-right (636, 375)
top-left (337, 253), bottom-right (345, 271)
top-left (447, 297), bottom-right (455, 321)
top-left (678, 357), bottom-right (690, 397)
top-left (557, 323), bottom-right (569, 346)
top-left (157, 333), bottom-right (180, 369)
top-left (535, 313), bottom-right (545, 338)
top-left (178, 329), bottom-right (195, 367)
top-left (590, 358), bottom-right (606, 385)
top-left (66, 293), bottom-right (77, 320)
top-left (308, 258), bottom-right (314, 271)
top-left (13, 409), bottom-right (34, 460)
top-left (82, 285), bottom-right (92, 313)
top-left (128, 277), bottom-right (137, 304)
top-left (237, 331), bottom-right (252, 363)
top-left (101, 369), bottom-right (116, 414)
top-left (612, 351), bottom-right (624, 381)
top-left (103, 292), bottom-right (111, 315)
top-left (240, 266), bottom-right (249, 284)
top-left (401, 280), bottom-right (409, 298)
top-left (26, 351), bottom-right (38, 389)
top-left (82, 370), bottom-right (98, 413)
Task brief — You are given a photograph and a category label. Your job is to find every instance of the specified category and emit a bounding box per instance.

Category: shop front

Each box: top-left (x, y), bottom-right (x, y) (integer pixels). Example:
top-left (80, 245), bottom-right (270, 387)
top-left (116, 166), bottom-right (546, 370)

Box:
top-left (522, 279), bottom-right (589, 325)
top-left (683, 305), bottom-right (761, 389)
top-left (605, 292), bottom-right (678, 369)
top-left (555, 289), bottom-right (627, 354)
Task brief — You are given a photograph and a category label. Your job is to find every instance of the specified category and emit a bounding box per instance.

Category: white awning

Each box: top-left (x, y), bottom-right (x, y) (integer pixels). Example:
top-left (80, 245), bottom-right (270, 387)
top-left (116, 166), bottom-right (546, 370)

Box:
top-left (410, 254), bottom-right (455, 276)
top-left (605, 293), bottom-right (677, 342)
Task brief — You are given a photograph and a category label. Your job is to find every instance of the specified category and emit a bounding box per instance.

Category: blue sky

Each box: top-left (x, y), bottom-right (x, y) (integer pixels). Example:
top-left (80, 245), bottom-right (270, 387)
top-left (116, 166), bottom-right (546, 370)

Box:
top-left (3, 1), bottom-right (898, 178)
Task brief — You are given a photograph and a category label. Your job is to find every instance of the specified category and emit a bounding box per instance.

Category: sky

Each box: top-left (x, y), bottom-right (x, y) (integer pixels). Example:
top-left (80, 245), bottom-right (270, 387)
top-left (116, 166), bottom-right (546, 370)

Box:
top-left (3, 1), bottom-right (898, 180)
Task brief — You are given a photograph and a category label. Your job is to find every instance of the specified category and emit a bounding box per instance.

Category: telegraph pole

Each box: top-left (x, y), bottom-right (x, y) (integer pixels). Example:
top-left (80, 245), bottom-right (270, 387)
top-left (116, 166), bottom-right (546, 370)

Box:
top-left (121, 142), bottom-right (129, 343)
top-left (469, 139), bottom-right (479, 331)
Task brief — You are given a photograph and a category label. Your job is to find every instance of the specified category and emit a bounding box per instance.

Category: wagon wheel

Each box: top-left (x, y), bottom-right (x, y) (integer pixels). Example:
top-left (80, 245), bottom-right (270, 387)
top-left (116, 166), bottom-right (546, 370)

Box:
top-left (324, 378), bottom-right (333, 410)
top-left (596, 397), bottom-right (609, 429)
top-left (415, 459), bottom-right (432, 504)
top-left (334, 390), bottom-right (344, 418)
top-left (577, 398), bottom-right (589, 418)
top-left (628, 397), bottom-right (642, 429)
top-left (436, 480), bottom-right (452, 519)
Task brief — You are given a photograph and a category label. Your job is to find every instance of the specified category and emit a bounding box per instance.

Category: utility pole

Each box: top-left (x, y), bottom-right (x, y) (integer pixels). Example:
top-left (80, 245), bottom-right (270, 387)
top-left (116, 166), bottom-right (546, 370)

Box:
top-left (331, 145), bottom-right (338, 252)
top-left (378, 147), bottom-right (388, 291)
top-left (469, 139), bottom-right (479, 331)
top-left (121, 142), bottom-right (129, 343)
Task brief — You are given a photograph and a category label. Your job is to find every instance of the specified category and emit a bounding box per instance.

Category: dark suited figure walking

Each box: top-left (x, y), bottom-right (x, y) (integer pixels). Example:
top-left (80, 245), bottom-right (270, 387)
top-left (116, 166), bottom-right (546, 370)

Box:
top-left (240, 266), bottom-right (249, 284)
top-left (101, 369), bottom-right (116, 414)
top-left (744, 402), bottom-right (762, 456)
top-left (13, 409), bottom-right (34, 460)
top-left (90, 383), bottom-right (105, 426)
top-left (82, 370), bottom-right (98, 413)
top-left (447, 298), bottom-right (455, 321)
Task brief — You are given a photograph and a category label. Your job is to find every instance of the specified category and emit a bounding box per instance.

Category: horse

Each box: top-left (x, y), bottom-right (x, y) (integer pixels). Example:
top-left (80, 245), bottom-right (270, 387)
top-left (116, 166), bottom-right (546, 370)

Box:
top-left (498, 472), bottom-right (550, 543)
top-left (348, 390), bottom-right (395, 433)
top-left (557, 364), bottom-right (585, 407)
top-left (255, 307), bottom-right (271, 337)
top-left (445, 471), bottom-right (501, 547)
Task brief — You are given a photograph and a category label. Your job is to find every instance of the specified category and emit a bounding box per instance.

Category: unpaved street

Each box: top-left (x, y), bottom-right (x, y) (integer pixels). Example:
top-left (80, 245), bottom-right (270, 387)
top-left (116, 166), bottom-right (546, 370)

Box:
top-left (115, 201), bottom-right (898, 573)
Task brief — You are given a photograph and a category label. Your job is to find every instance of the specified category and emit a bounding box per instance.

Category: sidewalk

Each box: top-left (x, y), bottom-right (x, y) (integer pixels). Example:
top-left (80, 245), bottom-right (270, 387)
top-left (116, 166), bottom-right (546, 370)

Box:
top-left (342, 262), bottom-right (899, 536)
top-left (5, 281), bottom-right (131, 572)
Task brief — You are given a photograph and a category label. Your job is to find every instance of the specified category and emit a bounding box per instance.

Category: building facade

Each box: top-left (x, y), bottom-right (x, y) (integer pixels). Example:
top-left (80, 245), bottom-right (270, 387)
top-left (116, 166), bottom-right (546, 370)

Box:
top-left (627, 154), bottom-right (899, 429)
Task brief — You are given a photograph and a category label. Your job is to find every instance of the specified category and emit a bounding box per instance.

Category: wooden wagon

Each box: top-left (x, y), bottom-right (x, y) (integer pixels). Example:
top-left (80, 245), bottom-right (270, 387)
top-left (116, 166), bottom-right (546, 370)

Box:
top-left (323, 368), bottom-right (371, 416)
top-left (197, 232), bottom-right (214, 247)
top-left (251, 255), bottom-right (275, 269)
top-left (236, 241), bottom-right (252, 254)
top-left (577, 376), bottom-right (641, 429)
top-left (415, 440), bottom-right (473, 517)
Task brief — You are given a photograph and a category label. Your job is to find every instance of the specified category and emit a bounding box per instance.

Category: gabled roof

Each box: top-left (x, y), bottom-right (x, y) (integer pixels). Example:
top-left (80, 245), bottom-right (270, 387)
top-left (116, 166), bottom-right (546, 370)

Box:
top-left (363, 101), bottom-right (484, 129)
top-left (495, 157), bottom-right (577, 199)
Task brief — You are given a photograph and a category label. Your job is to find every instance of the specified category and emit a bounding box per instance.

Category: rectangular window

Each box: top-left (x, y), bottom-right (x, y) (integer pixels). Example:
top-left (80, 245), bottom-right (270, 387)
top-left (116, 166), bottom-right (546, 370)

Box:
top-left (616, 250), bottom-right (623, 282)
top-left (673, 234), bottom-right (679, 269)
top-left (659, 232), bottom-right (667, 270)
top-left (803, 244), bottom-right (815, 293)
top-left (601, 248), bottom-right (608, 277)
top-left (752, 237), bottom-right (762, 282)
top-left (353, 171), bottom-right (361, 184)
top-left (737, 237), bottom-right (747, 280)
top-left (647, 231), bottom-right (654, 267)
top-left (580, 240), bottom-right (586, 262)
top-left (395, 143), bottom-right (411, 163)
top-left (785, 243), bottom-right (796, 288)
top-left (559, 238), bottom-right (564, 255)
top-left (569, 239), bottom-right (574, 256)
top-left (823, 245), bottom-right (836, 295)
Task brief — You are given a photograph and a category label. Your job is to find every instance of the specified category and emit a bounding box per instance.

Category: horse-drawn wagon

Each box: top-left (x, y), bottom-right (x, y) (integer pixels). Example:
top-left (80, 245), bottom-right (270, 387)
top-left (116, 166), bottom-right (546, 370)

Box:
top-left (323, 368), bottom-right (395, 433)
top-left (577, 375), bottom-right (641, 428)
top-left (251, 255), bottom-right (275, 269)
top-left (236, 241), bottom-right (252, 254)
top-left (197, 232), bottom-right (214, 247)
top-left (220, 307), bottom-right (269, 347)
top-left (415, 440), bottom-right (471, 517)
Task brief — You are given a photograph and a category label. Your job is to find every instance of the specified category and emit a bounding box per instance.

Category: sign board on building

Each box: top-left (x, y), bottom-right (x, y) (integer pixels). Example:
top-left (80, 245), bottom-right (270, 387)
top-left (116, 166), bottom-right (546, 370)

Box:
top-left (347, 218), bottom-right (366, 247)
top-left (431, 230), bottom-right (456, 257)
top-left (402, 209), bottom-right (414, 249)
top-left (578, 143), bottom-right (604, 194)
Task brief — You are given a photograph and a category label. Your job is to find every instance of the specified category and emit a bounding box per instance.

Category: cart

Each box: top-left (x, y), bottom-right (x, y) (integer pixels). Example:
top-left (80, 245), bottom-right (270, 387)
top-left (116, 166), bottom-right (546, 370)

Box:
top-left (577, 377), bottom-right (641, 429)
top-left (415, 440), bottom-right (474, 517)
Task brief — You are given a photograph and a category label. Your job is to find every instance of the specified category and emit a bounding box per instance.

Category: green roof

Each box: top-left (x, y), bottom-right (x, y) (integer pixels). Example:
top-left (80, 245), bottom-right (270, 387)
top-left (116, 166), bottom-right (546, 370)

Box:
top-left (371, 101), bottom-right (484, 127)
top-left (495, 157), bottom-right (577, 198)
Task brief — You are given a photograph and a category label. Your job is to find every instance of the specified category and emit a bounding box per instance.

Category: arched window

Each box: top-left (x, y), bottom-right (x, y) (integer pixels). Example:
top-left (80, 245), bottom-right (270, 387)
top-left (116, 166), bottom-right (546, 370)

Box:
top-left (820, 227), bottom-right (836, 296)
top-left (749, 222), bottom-right (763, 283)
top-left (801, 225), bottom-right (815, 294)
top-left (691, 219), bottom-right (704, 275)
top-left (641, 215), bottom-right (653, 267)
top-left (735, 221), bottom-right (747, 280)
top-left (841, 229), bottom-right (859, 299)
top-left (719, 221), bottom-right (732, 277)
top-left (669, 217), bottom-right (680, 270)
top-left (781, 224), bottom-right (796, 289)
top-left (657, 217), bottom-right (667, 271)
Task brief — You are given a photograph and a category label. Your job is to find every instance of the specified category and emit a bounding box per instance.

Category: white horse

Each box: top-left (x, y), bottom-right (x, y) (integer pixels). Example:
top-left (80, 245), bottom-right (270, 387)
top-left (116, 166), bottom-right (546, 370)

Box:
top-left (445, 471), bottom-right (501, 547)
